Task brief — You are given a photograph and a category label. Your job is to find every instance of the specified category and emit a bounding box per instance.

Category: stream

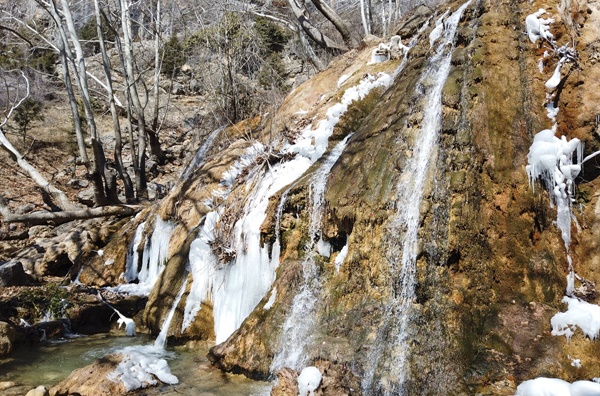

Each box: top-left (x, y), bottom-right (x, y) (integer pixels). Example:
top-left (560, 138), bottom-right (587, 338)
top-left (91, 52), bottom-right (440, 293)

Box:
top-left (0, 333), bottom-right (271, 395)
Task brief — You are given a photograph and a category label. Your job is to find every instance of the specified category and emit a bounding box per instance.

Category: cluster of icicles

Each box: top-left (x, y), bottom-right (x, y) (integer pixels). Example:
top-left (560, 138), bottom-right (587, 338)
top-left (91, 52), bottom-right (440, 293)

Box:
top-left (518, 8), bottom-right (600, 396)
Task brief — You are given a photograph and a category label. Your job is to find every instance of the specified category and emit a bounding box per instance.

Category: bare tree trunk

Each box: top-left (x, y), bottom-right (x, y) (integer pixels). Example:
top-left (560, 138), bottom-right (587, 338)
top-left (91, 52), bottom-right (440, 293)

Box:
top-left (94, 0), bottom-right (134, 203)
top-left (120, 0), bottom-right (148, 199)
top-left (151, 0), bottom-right (162, 133)
top-left (0, 128), bottom-right (79, 211)
top-left (3, 205), bottom-right (140, 226)
top-left (309, 0), bottom-right (359, 48)
top-left (286, 0), bottom-right (348, 52)
top-left (360, 0), bottom-right (370, 36)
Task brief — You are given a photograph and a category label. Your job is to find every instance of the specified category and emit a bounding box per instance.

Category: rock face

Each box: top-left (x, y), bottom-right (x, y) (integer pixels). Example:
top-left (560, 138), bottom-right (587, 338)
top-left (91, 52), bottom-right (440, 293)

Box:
top-left (67, 0), bottom-right (600, 393)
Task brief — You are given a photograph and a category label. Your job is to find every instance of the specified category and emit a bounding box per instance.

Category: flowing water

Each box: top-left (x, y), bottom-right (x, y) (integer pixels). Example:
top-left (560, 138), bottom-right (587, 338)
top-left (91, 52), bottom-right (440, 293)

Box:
top-left (363, 2), bottom-right (472, 394)
top-left (271, 134), bottom-right (352, 372)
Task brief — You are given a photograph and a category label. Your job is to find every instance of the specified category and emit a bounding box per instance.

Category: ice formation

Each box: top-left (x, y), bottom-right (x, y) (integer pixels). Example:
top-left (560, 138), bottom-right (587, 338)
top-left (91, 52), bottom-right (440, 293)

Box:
top-left (114, 216), bottom-right (175, 296)
top-left (545, 60), bottom-right (564, 90)
top-left (520, 7), bottom-right (600, 393)
top-left (515, 377), bottom-right (600, 396)
top-left (551, 296), bottom-right (600, 340)
top-left (183, 73), bottom-right (392, 344)
top-left (525, 9), bottom-right (554, 43)
top-left (334, 241), bottom-right (349, 272)
top-left (297, 366), bottom-right (322, 396)
top-left (525, 130), bottom-right (582, 249)
top-left (370, 43), bottom-right (390, 64)
top-left (108, 346), bottom-right (178, 391)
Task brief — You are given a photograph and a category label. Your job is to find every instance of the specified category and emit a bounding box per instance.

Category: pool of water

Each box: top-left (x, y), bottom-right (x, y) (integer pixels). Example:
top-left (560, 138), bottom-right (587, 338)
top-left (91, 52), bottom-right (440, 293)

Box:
top-left (0, 333), bottom-right (272, 395)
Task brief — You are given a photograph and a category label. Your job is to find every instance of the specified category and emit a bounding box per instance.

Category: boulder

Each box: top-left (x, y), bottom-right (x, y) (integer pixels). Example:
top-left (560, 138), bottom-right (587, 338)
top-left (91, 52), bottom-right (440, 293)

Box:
top-left (0, 261), bottom-right (32, 287)
top-left (0, 321), bottom-right (16, 357)
top-left (50, 354), bottom-right (126, 396)
top-left (25, 385), bottom-right (49, 396)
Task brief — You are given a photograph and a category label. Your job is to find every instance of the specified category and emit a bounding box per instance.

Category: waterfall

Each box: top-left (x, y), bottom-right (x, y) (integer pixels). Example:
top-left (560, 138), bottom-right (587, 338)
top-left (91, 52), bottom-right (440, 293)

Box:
top-left (154, 278), bottom-right (188, 349)
top-left (271, 134), bottom-right (352, 372)
top-left (180, 126), bottom-right (224, 180)
top-left (363, 2), bottom-right (472, 394)
top-left (114, 216), bottom-right (175, 296)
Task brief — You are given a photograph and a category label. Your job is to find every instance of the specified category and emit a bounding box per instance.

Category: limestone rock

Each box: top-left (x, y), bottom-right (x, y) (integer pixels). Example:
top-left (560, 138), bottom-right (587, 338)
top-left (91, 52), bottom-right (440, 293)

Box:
top-left (50, 354), bottom-right (126, 396)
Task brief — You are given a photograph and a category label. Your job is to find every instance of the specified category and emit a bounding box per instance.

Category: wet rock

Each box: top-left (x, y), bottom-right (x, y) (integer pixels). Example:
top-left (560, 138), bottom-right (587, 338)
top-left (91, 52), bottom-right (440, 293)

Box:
top-left (270, 367), bottom-right (298, 396)
top-left (0, 261), bottom-right (32, 287)
top-left (49, 354), bottom-right (126, 396)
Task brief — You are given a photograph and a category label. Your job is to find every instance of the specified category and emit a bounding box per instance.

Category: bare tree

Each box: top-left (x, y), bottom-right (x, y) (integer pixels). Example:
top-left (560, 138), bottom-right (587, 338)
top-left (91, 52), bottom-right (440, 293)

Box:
top-left (0, 69), bottom-right (78, 211)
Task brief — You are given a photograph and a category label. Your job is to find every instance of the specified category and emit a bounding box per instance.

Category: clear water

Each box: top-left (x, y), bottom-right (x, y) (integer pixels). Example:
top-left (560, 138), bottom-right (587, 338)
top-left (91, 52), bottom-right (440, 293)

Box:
top-left (0, 334), bottom-right (271, 396)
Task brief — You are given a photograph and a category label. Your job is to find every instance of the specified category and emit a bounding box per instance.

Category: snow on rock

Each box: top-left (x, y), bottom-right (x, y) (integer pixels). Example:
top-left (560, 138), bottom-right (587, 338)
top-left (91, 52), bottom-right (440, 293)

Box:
top-left (551, 296), bottom-right (600, 340)
top-left (525, 9), bottom-right (554, 43)
top-left (298, 366), bottom-right (322, 396)
top-left (108, 346), bottom-right (178, 391)
top-left (516, 377), bottom-right (600, 396)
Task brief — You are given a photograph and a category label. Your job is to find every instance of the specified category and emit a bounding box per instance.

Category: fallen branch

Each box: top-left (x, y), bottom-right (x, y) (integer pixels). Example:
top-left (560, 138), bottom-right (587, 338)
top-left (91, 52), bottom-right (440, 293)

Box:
top-left (2, 205), bottom-right (142, 225)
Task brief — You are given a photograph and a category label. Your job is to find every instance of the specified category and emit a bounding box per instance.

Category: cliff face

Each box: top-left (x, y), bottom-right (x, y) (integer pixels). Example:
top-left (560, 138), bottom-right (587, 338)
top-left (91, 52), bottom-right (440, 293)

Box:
top-left (84, 0), bottom-right (600, 393)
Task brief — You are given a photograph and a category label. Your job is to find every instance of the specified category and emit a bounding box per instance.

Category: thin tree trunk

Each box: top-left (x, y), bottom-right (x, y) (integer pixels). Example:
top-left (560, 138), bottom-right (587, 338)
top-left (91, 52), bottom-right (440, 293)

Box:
top-left (94, 0), bottom-right (134, 202)
top-left (0, 128), bottom-right (79, 211)
top-left (309, 0), bottom-right (359, 47)
top-left (360, 0), bottom-right (370, 35)
top-left (151, 0), bottom-right (162, 133)
top-left (120, 0), bottom-right (148, 198)
top-left (286, 0), bottom-right (348, 52)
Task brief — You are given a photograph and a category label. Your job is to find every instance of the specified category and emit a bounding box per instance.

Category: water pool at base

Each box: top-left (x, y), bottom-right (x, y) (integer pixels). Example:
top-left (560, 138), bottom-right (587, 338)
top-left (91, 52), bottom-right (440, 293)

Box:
top-left (0, 333), bottom-right (272, 395)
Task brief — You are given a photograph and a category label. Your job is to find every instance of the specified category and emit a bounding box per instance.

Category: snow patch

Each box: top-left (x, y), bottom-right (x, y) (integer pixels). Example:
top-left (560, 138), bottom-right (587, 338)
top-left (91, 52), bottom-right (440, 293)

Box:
top-left (298, 366), bottom-right (322, 396)
top-left (516, 378), bottom-right (600, 396)
top-left (525, 9), bottom-right (554, 43)
top-left (551, 296), bottom-right (600, 340)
